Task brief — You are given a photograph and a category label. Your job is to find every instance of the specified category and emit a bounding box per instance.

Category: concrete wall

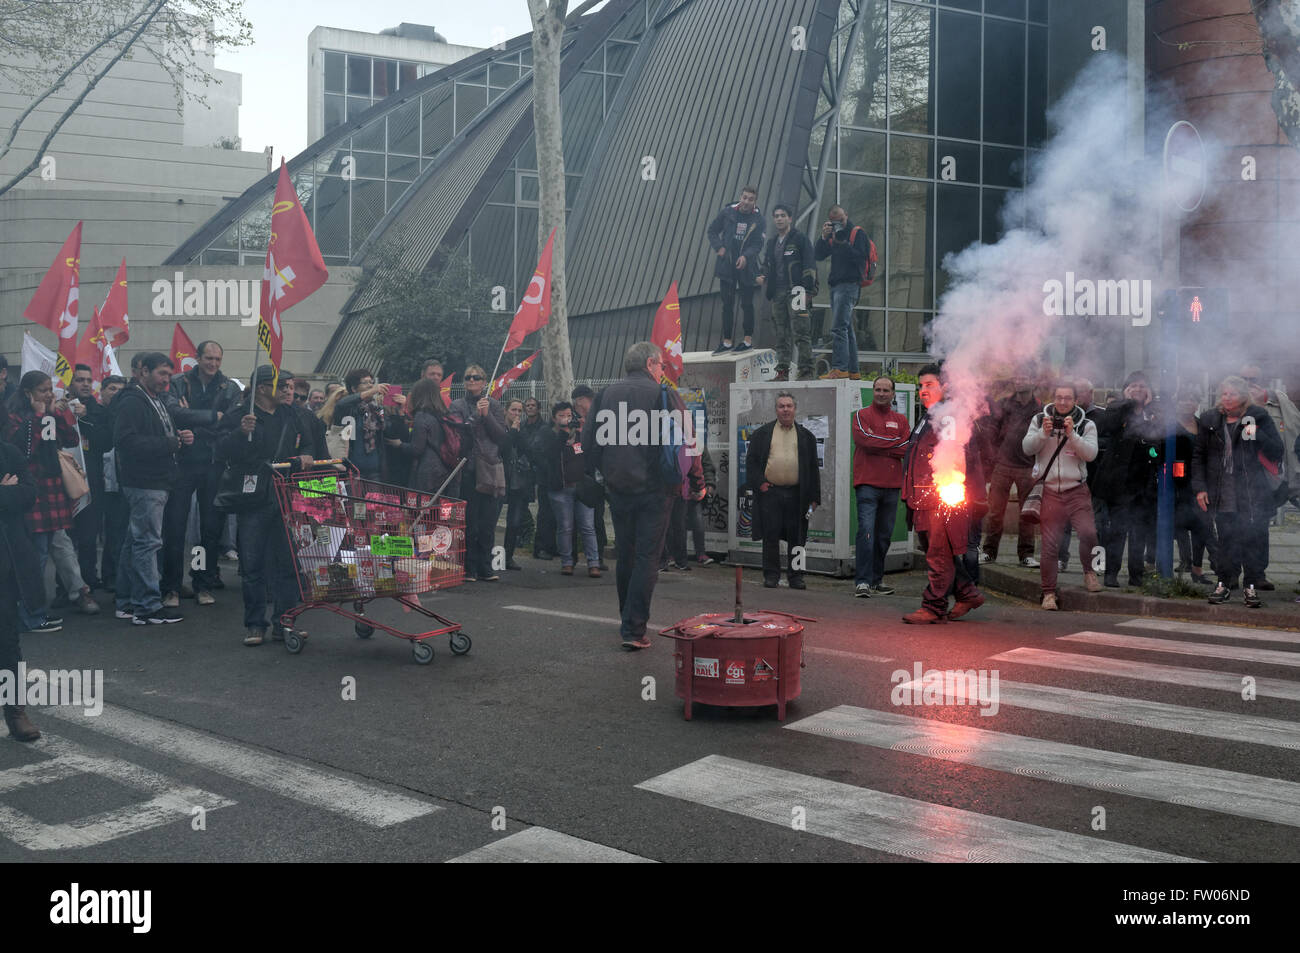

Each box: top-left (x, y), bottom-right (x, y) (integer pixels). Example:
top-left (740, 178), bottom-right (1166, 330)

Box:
top-left (0, 264), bottom-right (360, 385)
top-left (184, 67), bottom-right (244, 149)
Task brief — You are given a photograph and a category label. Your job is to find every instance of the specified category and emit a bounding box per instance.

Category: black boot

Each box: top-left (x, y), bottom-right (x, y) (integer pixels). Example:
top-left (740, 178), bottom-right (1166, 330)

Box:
top-left (4, 705), bottom-right (40, 742)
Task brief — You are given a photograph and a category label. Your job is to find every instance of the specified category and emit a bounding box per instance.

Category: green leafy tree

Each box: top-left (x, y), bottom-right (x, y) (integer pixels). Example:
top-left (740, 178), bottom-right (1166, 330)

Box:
top-left (357, 240), bottom-right (507, 385)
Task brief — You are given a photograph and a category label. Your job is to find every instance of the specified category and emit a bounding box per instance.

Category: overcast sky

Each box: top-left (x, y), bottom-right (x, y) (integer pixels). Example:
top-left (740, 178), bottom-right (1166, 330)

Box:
top-left (216, 0), bottom-right (541, 161)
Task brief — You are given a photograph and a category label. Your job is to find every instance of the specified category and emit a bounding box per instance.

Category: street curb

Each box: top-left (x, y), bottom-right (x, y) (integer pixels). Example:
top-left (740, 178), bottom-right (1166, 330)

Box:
top-left (978, 563), bottom-right (1300, 630)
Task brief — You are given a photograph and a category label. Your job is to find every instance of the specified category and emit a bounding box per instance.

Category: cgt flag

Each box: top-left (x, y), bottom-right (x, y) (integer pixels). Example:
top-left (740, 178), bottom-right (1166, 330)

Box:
top-left (490, 350), bottom-right (540, 399)
top-left (99, 259), bottom-right (130, 348)
top-left (650, 281), bottom-right (684, 384)
top-left (23, 221), bottom-right (82, 389)
top-left (76, 307), bottom-right (122, 385)
top-left (504, 228), bottom-right (556, 351)
top-left (440, 373), bottom-right (455, 405)
top-left (257, 159), bottom-right (329, 378)
top-left (172, 322), bottom-right (198, 374)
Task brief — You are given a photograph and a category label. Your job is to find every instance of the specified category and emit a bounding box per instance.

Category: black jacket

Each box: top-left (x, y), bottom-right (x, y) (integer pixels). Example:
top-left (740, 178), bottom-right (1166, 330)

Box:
top-left (744, 420), bottom-right (821, 541)
top-left (814, 219), bottom-right (869, 286)
top-left (759, 228), bottom-right (817, 300)
top-left (1092, 398), bottom-right (1160, 504)
top-left (504, 427), bottom-right (535, 497)
top-left (583, 370), bottom-right (704, 497)
top-left (113, 384), bottom-right (180, 490)
top-left (991, 393), bottom-right (1042, 469)
top-left (167, 368), bottom-right (244, 466)
top-left (706, 203), bottom-right (764, 287)
top-left (1191, 405), bottom-right (1283, 521)
top-left (536, 425), bottom-right (586, 492)
top-left (75, 396), bottom-right (111, 486)
top-left (0, 440), bottom-right (44, 612)
top-left (217, 399), bottom-right (327, 471)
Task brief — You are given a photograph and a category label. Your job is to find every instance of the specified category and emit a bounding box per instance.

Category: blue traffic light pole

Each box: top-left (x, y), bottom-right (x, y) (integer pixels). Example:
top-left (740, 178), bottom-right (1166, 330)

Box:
top-left (1155, 292), bottom-right (1176, 580)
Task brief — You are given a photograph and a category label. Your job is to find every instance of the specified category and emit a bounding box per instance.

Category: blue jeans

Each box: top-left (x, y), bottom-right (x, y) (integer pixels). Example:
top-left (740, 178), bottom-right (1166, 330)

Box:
top-left (854, 484), bottom-right (899, 586)
top-left (116, 487), bottom-right (168, 615)
top-left (18, 532), bottom-right (52, 630)
top-left (607, 489), bottom-right (673, 643)
top-left (237, 503), bottom-right (301, 631)
top-left (548, 488), bottom-right (598, 568)
top-left (830, 282), bottom-right (860, 374)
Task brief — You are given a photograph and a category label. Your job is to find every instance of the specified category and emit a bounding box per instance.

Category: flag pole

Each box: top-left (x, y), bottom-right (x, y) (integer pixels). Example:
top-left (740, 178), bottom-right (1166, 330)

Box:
top-left (488, 341), bottom-right (508, 393)
top-left (247, 361), bottom-right (260, 442)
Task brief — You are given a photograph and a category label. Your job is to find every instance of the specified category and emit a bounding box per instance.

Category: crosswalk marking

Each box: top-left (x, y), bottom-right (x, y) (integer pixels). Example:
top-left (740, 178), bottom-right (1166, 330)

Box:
top-left (503, 605), bottom-right (667, 630)
top-left (787, 706), bottom-right (1300, 828)
top-left (1118, 619), bottom-right (1300, 645)
top-left (636, 755), bottom-right (1197, 863)
top-left (989, 647), bottom-right (1300, 701)
top-left (42, 704), bottom-right (438, 828)
top-left (894, 679), bottom-right (1300, 750)
top-left (804, 646), bottom-right (893, 663)
top-left (1060, 631), bottom-right (1300, 667)
top-left (446, 827), bottom-right (656, 863)
top-left (0, 734), bottom-right (233, 851)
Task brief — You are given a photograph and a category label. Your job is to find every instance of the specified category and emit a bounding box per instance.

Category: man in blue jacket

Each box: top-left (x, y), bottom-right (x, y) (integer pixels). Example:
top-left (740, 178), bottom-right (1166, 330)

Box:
top-left (814, 205), bottom-right (869, 380)
top-left (705, 186), bottom-right (764, 355)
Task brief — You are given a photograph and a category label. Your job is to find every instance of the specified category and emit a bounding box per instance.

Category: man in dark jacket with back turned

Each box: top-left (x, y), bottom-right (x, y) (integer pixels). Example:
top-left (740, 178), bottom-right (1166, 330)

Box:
top-left (113, 353), bottom-right (192, 626)
top-left (745, 391), bottom-right (821, 588)
top-left (1, 440), bottom-right (43, 740)
top-left (705, 186), bottom-right (764, 354)
top-left (160, 340), bottom-right (243, 606)
top-left (583, 342), bottom-right (703, 650)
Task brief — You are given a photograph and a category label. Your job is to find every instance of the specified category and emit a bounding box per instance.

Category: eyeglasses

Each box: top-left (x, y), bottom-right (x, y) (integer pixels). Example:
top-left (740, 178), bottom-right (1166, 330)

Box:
top-left (465, 375), bottom-right (484, 381)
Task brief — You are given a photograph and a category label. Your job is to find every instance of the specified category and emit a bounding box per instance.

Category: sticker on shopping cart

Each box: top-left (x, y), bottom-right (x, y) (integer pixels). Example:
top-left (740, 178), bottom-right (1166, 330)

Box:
top-left (297, 476), bottom-right (338, 498)
top-left (693, 658), bottom-right (719, 678)
top-left (429, 527), bottom-right (453, 556)
top-left (242, 475), bottom-right (258, 493)
top-left (369, 534), bottom-right (414, 558)
top-left (439, 502), bottom-right (454, 521)
top-left (353, 502), bottom-right (366, 519)
top-left (725, 661), bottom-right (746, 685)
top-left (753, 659), bottom-right (775, 682)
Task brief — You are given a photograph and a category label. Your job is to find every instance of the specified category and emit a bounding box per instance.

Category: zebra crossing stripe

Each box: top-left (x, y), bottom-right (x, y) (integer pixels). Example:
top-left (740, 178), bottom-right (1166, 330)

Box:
top-left (894, 679), bottom-right (1300, 750)
top-left (446, 827), bottom-right (656, 863)
top-left (1118, 619), bottom-right (1300, 645)
top-left (787, 706), bottom-right (1300, 828)
top-left (1059, 631), bottom-right (1300, 668)
top-left (988, 647), bottom-right (1300, 701)
top-left (636, 755), bottom-right (1197, 863)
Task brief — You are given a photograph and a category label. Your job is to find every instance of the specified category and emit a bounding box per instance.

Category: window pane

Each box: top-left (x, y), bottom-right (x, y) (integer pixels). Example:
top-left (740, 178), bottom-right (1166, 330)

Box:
top-left (351, 151), bottom-right (384, 179)
top-left (985, 0), bottom-right (1026, 18)
top-left (888, 179), bottom-right (933, 310)
top-left (324, 52), bottom-right (345, 94)
top-left (605, 39), bottom-right (635, 74)
top-left (839, 127), bottom-right (886, 173)
top-left (840, 1), bottom-right (888, 129)
top-left (516, 134), bottom-right (536, 171)
top-left (515, 207), bottom-right (539, 301)
top-left (936, 9), bottom-right (979, 140)
top-left (942, 0), bottom-right (980, 10)
top-left (463, 67), bottom-right (487, 86)
top-left (982, 187), bottom-right (1010, 244)
top-left (470, 205), bottom-right (516, 295)
top-left (353, 116), bottom-right (385, 152)
top-left (561, 71), bottom-right (603, 174)
top-left (936, 139), bottom-right (979, 183)
top-left (490, 61), bottom-right (520, 88)
top-left (373, 59), bottom-right (397, 99)
top-left (455, 83), bottom-right (487, 133)
top-left (935, 184), bottom-right (980, 303)
top-left (421, 87), bottom-right (453, 156)
top-left (386, 180), bottom-right (410, 213)
top-left (887, 312), bottom-right (929, 353)
top-left (346, 96), bottom-right (370, 123)
top-left (487, 169), bottom-right (512, 204)
top-left (1027, 25), bottom-right (1047, 147)
top-left (837, 173), bottom-right (886, 310)
top-left (887, 2), bottom-right (933, 133)
top-left (983, 145), bottom-right (1023, 187)
top-left (312, 177), bottom-right (350, 258)
top-left (351, 180), bottom-right (385, 249)
top-left (200, 249), bottom-right (238, 266)
top-left (810, 123), bottom-right (831, 171)
top-left (605, 71), bottom-right (621, 110)
top-left (856, 308), bottom-right (886, 352)
top-left (323, 93), bottom-right (345, 134)
top-left (399, 62), bottom-right (419, 89)
top-left (890, 134), bottom-right (932, 178)
top-left (983, 18), bottom-right (1025, 145)
top-left (387, 153), bottom-right (419, 181)
top-left (347, 56), bottom-right (370, 95)
top-left (518, 174), bottom-right (539, 203)
top-left (387, 98), bottom-right (419, 155)
top-left (1028, 0), bottom-right (1048, 23)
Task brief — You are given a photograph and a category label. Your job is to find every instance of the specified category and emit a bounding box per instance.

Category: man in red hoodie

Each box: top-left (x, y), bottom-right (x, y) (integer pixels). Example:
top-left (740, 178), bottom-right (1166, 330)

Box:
top-left (852, 376), bottom-right (910, 597)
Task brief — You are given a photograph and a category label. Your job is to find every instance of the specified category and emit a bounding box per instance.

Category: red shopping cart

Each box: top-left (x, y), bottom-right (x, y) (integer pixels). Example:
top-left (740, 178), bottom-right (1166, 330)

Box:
top-left (270, 461), bottom-right (469, 664)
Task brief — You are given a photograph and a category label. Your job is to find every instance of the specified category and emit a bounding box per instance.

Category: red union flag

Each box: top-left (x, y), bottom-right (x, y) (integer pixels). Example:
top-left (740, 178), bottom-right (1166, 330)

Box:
top-left (504, 227), bottom-right (556, 351)
top-left (650, 281), bottom-right (684, 383)
top-left (440, 373), bottom-right (455, 405)
top-left (76, 307), bottom-right (121, 384)
top-left (24, 222), bottom-right (82, 388)
top-left (490, 350), bottom-right (540, 399)
top-left (257, 159), bottom-right (328, 374)
top-left (99, 258), bottom-right (130, 348)
top-left (172, 322), bottom-right (198, 374)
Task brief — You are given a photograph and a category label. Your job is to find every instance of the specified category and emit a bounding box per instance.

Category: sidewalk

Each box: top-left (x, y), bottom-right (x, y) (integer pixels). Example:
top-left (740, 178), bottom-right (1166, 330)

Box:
top-left (974, 510), bottom-right (1300, 629)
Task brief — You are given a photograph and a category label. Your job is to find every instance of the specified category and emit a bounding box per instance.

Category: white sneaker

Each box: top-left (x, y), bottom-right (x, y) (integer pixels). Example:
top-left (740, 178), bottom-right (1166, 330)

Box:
top-left (114, 609), bottom-right (133, 620)
top-left (854, 583), bottom-right (872, 598)
top-left (1020, 556), bottom-right (1040, 568)
top-left (978, 552), bottom-right (993, 563)
top-left (1041, 592), bottom-right (1058, 610)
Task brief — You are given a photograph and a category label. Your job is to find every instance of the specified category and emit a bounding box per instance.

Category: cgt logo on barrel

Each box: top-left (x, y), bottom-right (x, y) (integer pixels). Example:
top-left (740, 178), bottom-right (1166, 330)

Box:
top-left (725, 661), bottom-right (746, 685)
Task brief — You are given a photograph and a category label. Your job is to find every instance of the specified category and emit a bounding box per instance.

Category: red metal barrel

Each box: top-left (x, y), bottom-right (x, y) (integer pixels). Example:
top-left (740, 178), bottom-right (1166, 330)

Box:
top-left (658, 610), bottom-right (808, 721)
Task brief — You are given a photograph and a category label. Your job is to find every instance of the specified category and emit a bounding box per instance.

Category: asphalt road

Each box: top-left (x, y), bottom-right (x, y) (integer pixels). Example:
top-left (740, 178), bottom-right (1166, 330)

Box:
top-left (3, 554), bottom-right (1298, 864)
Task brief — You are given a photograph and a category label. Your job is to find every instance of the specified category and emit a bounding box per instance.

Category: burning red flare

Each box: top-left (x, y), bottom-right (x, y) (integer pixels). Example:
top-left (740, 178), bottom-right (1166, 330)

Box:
top-left (937, 474), bottom-right (965, 506)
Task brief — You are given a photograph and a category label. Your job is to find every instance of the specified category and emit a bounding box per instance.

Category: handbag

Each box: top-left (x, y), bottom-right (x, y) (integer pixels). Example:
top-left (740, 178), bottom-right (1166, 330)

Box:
top-left (215, 413), bottom-right (292, 513)
top-left (58, 451), bottom-right (89, 501)
top-left (1021, 434), bottom-right (1071, 526)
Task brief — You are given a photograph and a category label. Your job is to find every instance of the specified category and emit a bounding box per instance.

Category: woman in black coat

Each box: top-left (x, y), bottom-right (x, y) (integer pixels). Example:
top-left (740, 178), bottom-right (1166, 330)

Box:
top-left (400, 379), bottom-right (459, 499)
top-left (1191, 375), bottom-right (1283, 607)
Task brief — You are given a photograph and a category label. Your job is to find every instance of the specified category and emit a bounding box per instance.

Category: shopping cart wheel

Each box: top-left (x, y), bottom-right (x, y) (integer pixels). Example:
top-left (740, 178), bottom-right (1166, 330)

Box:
top-left (449, 631), bottom-right (471, 656)
top-left (354, 622), bottom-right (375, 639)
top-left (411, 640), bottom-right (434, 665)
top-left (284, 630), bottom-right (304, 654)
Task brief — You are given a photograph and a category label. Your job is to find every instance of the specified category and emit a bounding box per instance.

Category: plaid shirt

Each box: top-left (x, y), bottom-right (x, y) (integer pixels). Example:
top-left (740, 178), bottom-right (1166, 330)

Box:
top-left (5, 409), bottom-right (78, 535)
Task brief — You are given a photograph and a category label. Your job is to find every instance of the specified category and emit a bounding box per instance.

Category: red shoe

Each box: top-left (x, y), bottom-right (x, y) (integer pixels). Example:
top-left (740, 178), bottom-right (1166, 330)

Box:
top-left (902, 607), bottom-right (947, 624)
top-left (948, 593), bottom-right (985, 619)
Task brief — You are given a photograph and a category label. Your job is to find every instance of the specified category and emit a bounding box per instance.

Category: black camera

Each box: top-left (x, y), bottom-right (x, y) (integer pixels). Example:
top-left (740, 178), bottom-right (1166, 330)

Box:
top-left (1050, 412), bottom-right (1067, 432)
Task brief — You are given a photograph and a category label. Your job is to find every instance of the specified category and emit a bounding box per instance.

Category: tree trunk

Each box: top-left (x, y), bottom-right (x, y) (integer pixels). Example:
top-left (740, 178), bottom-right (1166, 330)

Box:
top-left (528, 0), bottom-right (573, 403)
top-left (1254, 0), bottom-right (1300, 147)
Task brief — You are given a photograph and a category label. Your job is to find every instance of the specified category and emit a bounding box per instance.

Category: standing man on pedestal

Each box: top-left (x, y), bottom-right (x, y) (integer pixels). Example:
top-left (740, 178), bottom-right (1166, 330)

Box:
top-left (757, 205), bottom-right (817, 382)
top-left (814, 204), bottom-right (869, 381)
top-left (705, 186), bottom-right (764, 355)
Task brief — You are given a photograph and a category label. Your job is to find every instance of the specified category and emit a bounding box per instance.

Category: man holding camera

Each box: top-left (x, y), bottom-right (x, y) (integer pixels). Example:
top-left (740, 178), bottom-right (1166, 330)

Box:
top-left (814, 204), bottom-right (869, 380)
top-left (538, 401), bottom-right (601, 578)
top-left (1022, 382), bottom-right (1102, 610)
